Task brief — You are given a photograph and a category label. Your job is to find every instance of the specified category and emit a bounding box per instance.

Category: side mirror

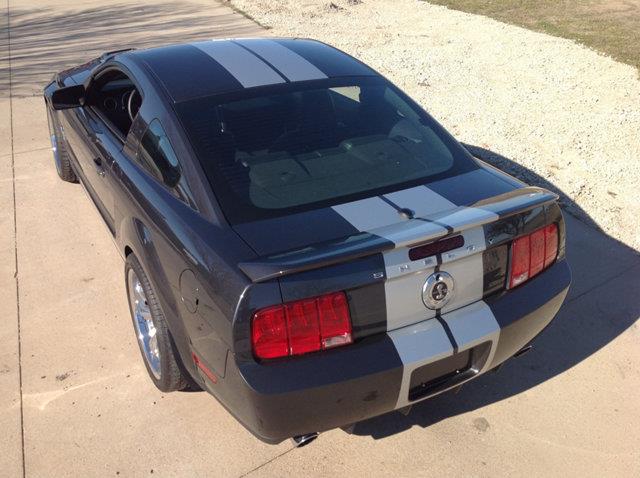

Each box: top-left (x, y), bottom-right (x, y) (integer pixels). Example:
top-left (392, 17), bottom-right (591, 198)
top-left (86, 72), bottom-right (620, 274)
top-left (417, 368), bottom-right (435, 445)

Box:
top-left (50, 84), bottom-right (85, 110)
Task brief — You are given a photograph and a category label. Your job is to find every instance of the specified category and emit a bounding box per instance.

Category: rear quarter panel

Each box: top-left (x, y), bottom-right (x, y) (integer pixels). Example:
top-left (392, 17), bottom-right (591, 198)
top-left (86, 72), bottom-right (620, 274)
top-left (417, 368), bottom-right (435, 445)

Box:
top-left (112, 148), bottom-right (257, 379)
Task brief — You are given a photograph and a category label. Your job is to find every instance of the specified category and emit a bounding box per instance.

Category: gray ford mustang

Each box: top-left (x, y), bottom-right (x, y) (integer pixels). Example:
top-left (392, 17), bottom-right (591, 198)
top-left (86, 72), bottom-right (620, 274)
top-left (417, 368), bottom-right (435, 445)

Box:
top-left (44, 38), bottom-right (571, 445)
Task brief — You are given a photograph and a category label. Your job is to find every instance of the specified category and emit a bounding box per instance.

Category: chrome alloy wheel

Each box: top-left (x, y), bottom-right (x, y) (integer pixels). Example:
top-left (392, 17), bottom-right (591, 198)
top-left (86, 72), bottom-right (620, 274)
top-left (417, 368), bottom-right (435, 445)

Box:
top-left (46, 111), bottom-right (62, 175)
top-left (128, 269), bottom-right (161, 379)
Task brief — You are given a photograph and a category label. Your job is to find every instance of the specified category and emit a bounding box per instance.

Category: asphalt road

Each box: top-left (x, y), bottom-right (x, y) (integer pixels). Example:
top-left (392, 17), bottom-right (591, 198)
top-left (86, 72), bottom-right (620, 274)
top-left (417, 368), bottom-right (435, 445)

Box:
top-left (1, 1), bottom-right (639, 476)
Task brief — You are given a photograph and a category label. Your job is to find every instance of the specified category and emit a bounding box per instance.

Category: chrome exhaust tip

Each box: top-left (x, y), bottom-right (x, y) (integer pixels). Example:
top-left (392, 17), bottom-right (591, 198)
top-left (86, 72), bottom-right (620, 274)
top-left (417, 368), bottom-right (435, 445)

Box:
top-left (291, 432), bottom-right (319, 448)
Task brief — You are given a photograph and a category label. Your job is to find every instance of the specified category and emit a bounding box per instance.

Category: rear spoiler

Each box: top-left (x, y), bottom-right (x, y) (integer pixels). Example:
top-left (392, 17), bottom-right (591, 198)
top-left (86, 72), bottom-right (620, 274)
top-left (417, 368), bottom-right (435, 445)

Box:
top-left (238, 187), bottom-right (559, 283)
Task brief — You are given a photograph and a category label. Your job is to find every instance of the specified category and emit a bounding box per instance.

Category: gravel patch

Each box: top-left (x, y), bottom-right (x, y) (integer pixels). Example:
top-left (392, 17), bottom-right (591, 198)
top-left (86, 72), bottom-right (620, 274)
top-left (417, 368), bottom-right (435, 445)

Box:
top-left (230, 0), bottom-right (640, 251)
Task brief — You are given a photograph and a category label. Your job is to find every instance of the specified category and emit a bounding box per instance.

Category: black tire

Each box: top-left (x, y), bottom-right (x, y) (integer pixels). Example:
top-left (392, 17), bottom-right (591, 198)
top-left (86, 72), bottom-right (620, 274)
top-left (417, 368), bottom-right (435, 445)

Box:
top-left (125, 254), bottom-right (187, 392)
top-left (46, 108), bottom-right (78, 183)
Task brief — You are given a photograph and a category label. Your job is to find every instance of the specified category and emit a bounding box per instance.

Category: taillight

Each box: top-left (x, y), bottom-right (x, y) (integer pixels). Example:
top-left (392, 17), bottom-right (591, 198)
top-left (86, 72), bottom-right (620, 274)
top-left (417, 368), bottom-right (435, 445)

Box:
top-left (251, 305), bottom-right (288, 359)
top-left (510, 235), bottom-right (530, 287)
top-left (529, 228), bottom-right (546, 277)
top-left (251, 291), bottom-right (352, 360)
top-left (508, 224), bottom-right (558, 289)
top-left (544, 224), bottom-right (558, 267)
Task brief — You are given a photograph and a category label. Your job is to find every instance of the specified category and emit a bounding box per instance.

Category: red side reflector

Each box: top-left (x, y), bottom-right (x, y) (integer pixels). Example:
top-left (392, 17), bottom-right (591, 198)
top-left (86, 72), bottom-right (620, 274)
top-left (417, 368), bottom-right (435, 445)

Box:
top-left (252, 292), bottom-right (352, 360)
top-left (191, 352), bottom-right (217, 384)
top-left (544, 224), bottom-right (558, 268)
top-left (509, 235), bottom-right (530, 288)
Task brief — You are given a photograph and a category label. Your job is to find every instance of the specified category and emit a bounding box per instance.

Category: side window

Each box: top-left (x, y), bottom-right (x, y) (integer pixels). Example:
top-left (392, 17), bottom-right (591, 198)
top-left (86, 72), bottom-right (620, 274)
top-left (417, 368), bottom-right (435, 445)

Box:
top-left (87, 68), bottom-right (142, 139)
top-left (137, 119), bottom-right (194, 206)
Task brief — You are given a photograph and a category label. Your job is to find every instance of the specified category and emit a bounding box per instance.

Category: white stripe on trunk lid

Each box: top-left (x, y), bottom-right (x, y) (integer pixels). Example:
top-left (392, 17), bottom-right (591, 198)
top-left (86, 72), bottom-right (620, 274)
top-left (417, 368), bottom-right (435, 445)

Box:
top-left (331, 196), bottom-right (400, 231)
top-left (384, 185), bottom-right (455, 217)
top-left (331, 185), bottom-right (491, 330)
top-left (383, 225), bottom-right (487, 330)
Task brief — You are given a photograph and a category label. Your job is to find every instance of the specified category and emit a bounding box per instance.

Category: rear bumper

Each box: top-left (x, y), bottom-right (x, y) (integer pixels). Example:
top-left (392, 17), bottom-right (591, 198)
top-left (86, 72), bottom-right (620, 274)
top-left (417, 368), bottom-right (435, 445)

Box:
top-left (225, 259), bottom-right (571, 443)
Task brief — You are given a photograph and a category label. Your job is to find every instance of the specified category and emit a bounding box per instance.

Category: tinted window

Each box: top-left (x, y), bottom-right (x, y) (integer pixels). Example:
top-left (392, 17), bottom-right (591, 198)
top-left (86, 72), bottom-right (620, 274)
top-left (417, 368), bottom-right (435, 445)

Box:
top-left (89, 69), bottom-right (141, 138)
top-left (176, 76), bottom-right (476, 223)
top-left (138, 119), bottom-right (182, 187)
top-left (137, 119), bottom-right (194, 206)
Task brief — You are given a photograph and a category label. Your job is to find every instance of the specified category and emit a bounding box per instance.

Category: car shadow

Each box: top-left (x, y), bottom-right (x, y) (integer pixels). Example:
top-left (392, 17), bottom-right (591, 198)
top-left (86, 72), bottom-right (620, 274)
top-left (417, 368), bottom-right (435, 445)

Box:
top-left (351, 144), bottom-right (640, 440)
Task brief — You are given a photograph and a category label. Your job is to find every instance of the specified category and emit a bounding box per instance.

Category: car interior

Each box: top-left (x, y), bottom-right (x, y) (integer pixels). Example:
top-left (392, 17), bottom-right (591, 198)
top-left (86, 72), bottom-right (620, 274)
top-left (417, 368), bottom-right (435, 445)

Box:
top-left (197, 85), bottom-right (454, 210)
top-left (87, 69), bottom-right (142, 138)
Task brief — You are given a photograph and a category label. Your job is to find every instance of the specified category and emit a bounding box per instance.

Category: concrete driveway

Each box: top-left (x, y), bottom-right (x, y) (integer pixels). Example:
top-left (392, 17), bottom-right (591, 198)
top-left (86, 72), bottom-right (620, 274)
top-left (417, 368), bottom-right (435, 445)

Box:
top-left (1, 1), bottom-right (639, 476)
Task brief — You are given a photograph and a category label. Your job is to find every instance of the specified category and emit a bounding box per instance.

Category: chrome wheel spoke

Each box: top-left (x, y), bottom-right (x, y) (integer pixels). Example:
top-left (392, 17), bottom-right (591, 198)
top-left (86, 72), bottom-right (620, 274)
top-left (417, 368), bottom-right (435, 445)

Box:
top-left (133, 282), bottom-right (147, 304)
top-left (128, 269), bottom-right (161, 380)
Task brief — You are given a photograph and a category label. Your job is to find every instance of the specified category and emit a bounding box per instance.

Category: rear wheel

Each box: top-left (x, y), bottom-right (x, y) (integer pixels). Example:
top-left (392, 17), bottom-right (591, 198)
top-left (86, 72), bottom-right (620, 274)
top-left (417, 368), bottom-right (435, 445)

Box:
top-left (125, 254), bottom-right (187, 392)
top-left (46, 109), bottom-right (77, 183)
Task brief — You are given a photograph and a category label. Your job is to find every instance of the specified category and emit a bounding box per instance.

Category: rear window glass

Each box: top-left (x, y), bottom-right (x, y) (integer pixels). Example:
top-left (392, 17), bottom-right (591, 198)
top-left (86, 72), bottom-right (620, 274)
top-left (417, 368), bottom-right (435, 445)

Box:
top-left (176, 77), bottom-right (476, 223)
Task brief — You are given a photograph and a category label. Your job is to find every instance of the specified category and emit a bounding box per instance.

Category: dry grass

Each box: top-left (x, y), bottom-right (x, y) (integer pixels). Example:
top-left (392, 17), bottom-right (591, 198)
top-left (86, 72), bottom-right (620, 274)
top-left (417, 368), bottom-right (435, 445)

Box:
top-left (427, 0), bottom-right (640, 70)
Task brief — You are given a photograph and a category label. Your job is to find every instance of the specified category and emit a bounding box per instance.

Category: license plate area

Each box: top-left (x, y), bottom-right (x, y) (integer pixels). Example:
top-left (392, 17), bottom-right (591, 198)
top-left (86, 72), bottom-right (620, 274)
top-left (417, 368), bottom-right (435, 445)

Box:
top-left (408, 342), bottom-right (491, 401)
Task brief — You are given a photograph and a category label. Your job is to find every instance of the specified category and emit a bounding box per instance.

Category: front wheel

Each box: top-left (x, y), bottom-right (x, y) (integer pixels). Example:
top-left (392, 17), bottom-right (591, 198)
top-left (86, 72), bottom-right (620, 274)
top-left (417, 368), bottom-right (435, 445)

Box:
top-left (46, 108), bottom-right (77, 183)
top-left (125, 254), bottom-right (187, 392)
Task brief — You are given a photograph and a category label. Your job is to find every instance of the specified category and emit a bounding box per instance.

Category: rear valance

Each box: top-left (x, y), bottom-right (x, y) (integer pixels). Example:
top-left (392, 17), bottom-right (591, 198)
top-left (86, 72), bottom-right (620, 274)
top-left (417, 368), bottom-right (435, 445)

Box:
top-left (238, 187), bottom-right (558, 283)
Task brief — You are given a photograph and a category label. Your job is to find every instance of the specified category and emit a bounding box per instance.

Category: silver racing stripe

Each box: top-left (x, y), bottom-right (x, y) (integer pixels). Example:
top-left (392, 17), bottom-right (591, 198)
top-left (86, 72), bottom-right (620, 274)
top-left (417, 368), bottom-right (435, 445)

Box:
top-left (235, 39), bottom-right (328, 82)
top-left (191, 40), bottom-right (285, 88)
top-left (442, 300), bottom-right (500, 370)
top-left (390, 300), bottom-right (501, 409)
top-left (384, 185), bottom-right (455, 218)
top-left (388, 317), bottom-right (454, 409)
top-left (383, 225), bottom-right (488, 331)
top-left (331, 186), bottom-right (499, 247)
top-left (331, 196), bottom-right (400, 232)
top-left (433, 206), bottom-right (499, 233)
top-left (373, 220), bottom-right (447, 248)
top-left (438, 226), bottom-right (486, 315)
top-left (331, 185), bottom-right (491, 329)
top-left (331, 185), bottom-right (500, 406)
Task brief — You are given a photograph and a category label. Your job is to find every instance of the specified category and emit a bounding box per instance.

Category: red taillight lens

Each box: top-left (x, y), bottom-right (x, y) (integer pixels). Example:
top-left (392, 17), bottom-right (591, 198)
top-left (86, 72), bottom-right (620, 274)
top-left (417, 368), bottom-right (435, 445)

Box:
top-left (286, 299), bottom-right (321, 355)
top-left (508, 223), bottom-right (559, 289)
top-left (252, 291), bottom-right (352, 360)
top-left (510, 235), bottom-right (530, 288)
top-left (544, 223), bottom-right (558, 268)
top-left (317, 292), bottom-right (352, 349)
top-left (251, 305), bottom-right (288, 359)
top-left (529, 228), bottom-right (546, 277)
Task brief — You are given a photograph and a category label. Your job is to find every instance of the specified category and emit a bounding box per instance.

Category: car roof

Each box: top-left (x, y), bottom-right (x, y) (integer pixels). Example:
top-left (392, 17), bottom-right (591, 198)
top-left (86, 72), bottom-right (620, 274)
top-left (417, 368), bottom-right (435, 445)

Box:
top-left (127, 38), bottom-right (378, 103)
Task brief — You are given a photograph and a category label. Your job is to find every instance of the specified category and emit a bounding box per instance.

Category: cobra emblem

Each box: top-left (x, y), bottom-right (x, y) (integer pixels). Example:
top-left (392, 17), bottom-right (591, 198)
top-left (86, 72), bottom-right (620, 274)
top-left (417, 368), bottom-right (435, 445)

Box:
top-left (422, 271), bottom-right (455, 310)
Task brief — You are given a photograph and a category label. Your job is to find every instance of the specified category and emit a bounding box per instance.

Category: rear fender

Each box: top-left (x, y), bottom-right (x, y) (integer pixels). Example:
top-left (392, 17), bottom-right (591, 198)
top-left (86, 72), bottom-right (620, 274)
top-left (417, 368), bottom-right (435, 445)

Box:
top-left (119, 215), bottom-right (197, 377)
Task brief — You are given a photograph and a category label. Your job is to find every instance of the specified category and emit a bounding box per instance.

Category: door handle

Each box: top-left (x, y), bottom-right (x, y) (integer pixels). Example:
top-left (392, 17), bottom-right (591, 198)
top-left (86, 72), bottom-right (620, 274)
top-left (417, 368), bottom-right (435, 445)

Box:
top-left (93, 157), bottom-right (106, 177)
